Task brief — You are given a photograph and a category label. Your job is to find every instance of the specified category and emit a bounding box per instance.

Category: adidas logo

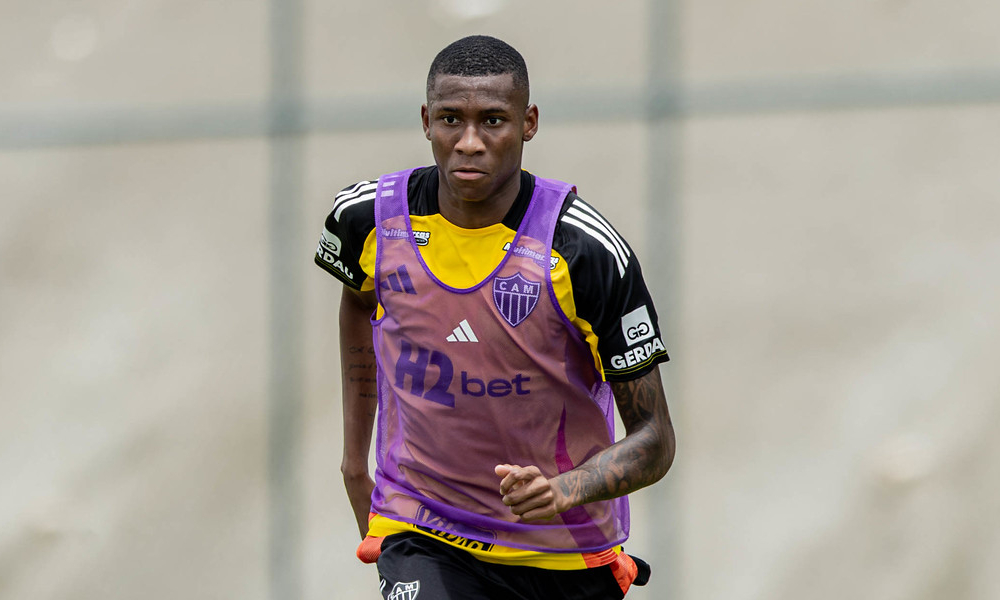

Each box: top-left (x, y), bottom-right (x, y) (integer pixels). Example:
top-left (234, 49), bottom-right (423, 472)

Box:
top-left (446, 319), bottom-right (479, 343)
top-left (380, 265), bottom-right (417, 295)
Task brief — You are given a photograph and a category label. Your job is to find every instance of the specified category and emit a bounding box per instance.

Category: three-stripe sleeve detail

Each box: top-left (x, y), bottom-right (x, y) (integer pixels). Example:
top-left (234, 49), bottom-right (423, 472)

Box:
top-left (560, 200), bottom-right (631, 277)
top-left (333, 181), bottom-right (377, 222)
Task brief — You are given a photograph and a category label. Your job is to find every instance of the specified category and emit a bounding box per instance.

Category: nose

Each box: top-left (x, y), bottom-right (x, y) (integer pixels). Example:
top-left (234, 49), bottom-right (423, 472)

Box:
top-left (455, 124), bottom-right (485, 155)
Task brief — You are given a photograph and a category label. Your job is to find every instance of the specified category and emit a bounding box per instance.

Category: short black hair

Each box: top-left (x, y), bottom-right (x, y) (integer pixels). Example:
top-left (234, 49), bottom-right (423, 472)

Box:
top-left (426, 35), bottom-right (529, 101)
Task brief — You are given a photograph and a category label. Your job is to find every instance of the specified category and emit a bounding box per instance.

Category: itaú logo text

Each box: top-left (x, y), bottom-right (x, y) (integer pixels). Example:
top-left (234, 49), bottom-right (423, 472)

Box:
top-left (393, 341), bottom-right (530, 407)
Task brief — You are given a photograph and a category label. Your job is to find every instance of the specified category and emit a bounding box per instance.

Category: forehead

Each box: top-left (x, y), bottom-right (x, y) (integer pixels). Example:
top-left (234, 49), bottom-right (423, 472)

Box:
top-left (426, 73), bottom-right (524, 109)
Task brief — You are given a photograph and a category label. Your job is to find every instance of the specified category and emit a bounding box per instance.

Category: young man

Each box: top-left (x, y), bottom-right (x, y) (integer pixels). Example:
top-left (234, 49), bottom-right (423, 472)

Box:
top-left (315, 35), bottom-right (675, 599)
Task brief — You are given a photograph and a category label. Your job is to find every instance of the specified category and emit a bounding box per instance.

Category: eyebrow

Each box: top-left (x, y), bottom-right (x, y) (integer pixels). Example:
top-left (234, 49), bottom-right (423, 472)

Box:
top-left (435, 105), bottom-right (512, 115)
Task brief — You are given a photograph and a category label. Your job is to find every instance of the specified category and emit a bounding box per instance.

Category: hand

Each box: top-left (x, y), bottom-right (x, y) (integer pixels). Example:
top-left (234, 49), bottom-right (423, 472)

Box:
top-left (494, 464), bottom-right (570, 521)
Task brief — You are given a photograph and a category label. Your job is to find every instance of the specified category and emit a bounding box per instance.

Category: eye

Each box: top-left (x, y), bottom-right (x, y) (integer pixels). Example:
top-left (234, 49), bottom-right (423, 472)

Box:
top-left (485, 117), bottom-right (504, 126)
top-left (442, 115), bottom-right (459, 124)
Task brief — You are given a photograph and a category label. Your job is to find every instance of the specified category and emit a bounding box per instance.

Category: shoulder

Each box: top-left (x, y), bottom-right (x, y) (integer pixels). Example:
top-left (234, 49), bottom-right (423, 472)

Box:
top-left (315, 178), bottom-right (379, 288)
top-left (553, 193), bottom-right (632, 278)
top-left (324, 167), bottom-right (438, 233)
top-left (551, 192), bottom-right (668, 381)
top-left (327, 179), bottom-right (379, 230)
top-left (315, 169), bottom-right (438, 289)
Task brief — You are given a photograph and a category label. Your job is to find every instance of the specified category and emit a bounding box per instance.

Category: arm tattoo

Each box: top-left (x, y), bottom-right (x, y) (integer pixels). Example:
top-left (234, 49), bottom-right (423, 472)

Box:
top-left (345, 351), bottom-right (378, 413)
top-left (555, 368), bottom-right (674, 508)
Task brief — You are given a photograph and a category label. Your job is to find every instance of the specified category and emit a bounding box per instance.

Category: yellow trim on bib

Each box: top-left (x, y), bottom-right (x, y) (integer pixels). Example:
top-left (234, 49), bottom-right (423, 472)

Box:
top-left (366, 514), bottom-right (621, 570)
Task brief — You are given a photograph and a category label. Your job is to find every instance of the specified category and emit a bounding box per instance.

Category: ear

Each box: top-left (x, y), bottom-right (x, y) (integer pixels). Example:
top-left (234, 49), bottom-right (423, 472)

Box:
top-left (421, 104), bottom-right (431, 140)
top-left (522, 104), bottom-right (539, 142)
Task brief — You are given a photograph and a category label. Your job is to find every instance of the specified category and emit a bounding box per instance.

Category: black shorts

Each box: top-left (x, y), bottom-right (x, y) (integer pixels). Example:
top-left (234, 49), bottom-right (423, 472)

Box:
top-left (375, 533), bottom-right (649, 600)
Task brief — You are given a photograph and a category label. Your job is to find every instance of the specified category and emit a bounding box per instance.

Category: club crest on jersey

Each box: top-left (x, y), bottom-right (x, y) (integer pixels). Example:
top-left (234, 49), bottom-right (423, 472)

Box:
top-left (493, 273), bottom-right (540, 327)
top-left (387, 581), bottom-right (420, 600)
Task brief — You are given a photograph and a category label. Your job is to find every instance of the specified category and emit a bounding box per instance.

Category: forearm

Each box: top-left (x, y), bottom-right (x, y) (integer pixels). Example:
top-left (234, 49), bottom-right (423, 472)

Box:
top-left (340, 359), bottom-right (377, 477)
top-left (552, 368), bottom-right (675, 508)
top-left (339, 288), bottom-right (379, 535)
top-left (339, 291), bottom-right (378, 471)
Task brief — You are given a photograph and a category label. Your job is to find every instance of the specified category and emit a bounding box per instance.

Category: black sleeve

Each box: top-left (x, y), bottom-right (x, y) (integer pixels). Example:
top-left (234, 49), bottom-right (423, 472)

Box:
top-left (553, 194), bottom-right (670, 381)
top-left (313, 179), bottom-right (377, 290)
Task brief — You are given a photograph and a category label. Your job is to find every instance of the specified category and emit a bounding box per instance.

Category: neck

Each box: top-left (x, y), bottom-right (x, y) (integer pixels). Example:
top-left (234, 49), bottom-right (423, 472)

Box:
top-left (436, 170), bottom-right (522, 229)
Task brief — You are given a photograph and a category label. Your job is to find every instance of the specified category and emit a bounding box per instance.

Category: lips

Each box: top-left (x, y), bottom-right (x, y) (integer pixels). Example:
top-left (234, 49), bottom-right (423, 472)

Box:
top-left (451, 167), bottom-right (488, 181)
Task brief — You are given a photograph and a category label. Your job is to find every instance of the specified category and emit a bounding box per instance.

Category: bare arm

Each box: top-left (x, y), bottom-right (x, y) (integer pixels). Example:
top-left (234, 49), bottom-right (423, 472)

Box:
top-left (498, 366), bottom-right (675, 520)
top-left (339, 287), bottom-right (379, 538)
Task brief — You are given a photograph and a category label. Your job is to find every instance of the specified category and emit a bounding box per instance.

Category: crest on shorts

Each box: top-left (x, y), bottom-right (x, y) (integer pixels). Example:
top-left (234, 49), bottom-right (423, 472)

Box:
top-left (388, 581), bottom-right (420, 600)
top-left (492, 272), bottom-right (540, 327)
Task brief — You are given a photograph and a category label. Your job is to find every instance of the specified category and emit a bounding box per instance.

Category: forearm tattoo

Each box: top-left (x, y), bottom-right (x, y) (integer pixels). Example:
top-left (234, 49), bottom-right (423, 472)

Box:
top-left (555, 369), bottom-right (674, 507)
top-left (345, 345), bottom-right (378, 412)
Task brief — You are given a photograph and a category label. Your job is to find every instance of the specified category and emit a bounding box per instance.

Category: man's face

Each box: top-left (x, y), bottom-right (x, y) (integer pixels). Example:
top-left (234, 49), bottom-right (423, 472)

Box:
top-left (422, 73), bottom-right (538, 205)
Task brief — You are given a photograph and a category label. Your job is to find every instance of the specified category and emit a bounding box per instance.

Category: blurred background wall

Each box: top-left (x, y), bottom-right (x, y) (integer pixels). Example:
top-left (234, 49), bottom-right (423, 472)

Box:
top-left (2, 1), bottom-right (999, 599)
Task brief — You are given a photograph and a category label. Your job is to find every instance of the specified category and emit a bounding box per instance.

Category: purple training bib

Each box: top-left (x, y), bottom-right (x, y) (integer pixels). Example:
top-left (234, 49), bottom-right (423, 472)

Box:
top-left (369, 168), bottom-right (629, 553)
